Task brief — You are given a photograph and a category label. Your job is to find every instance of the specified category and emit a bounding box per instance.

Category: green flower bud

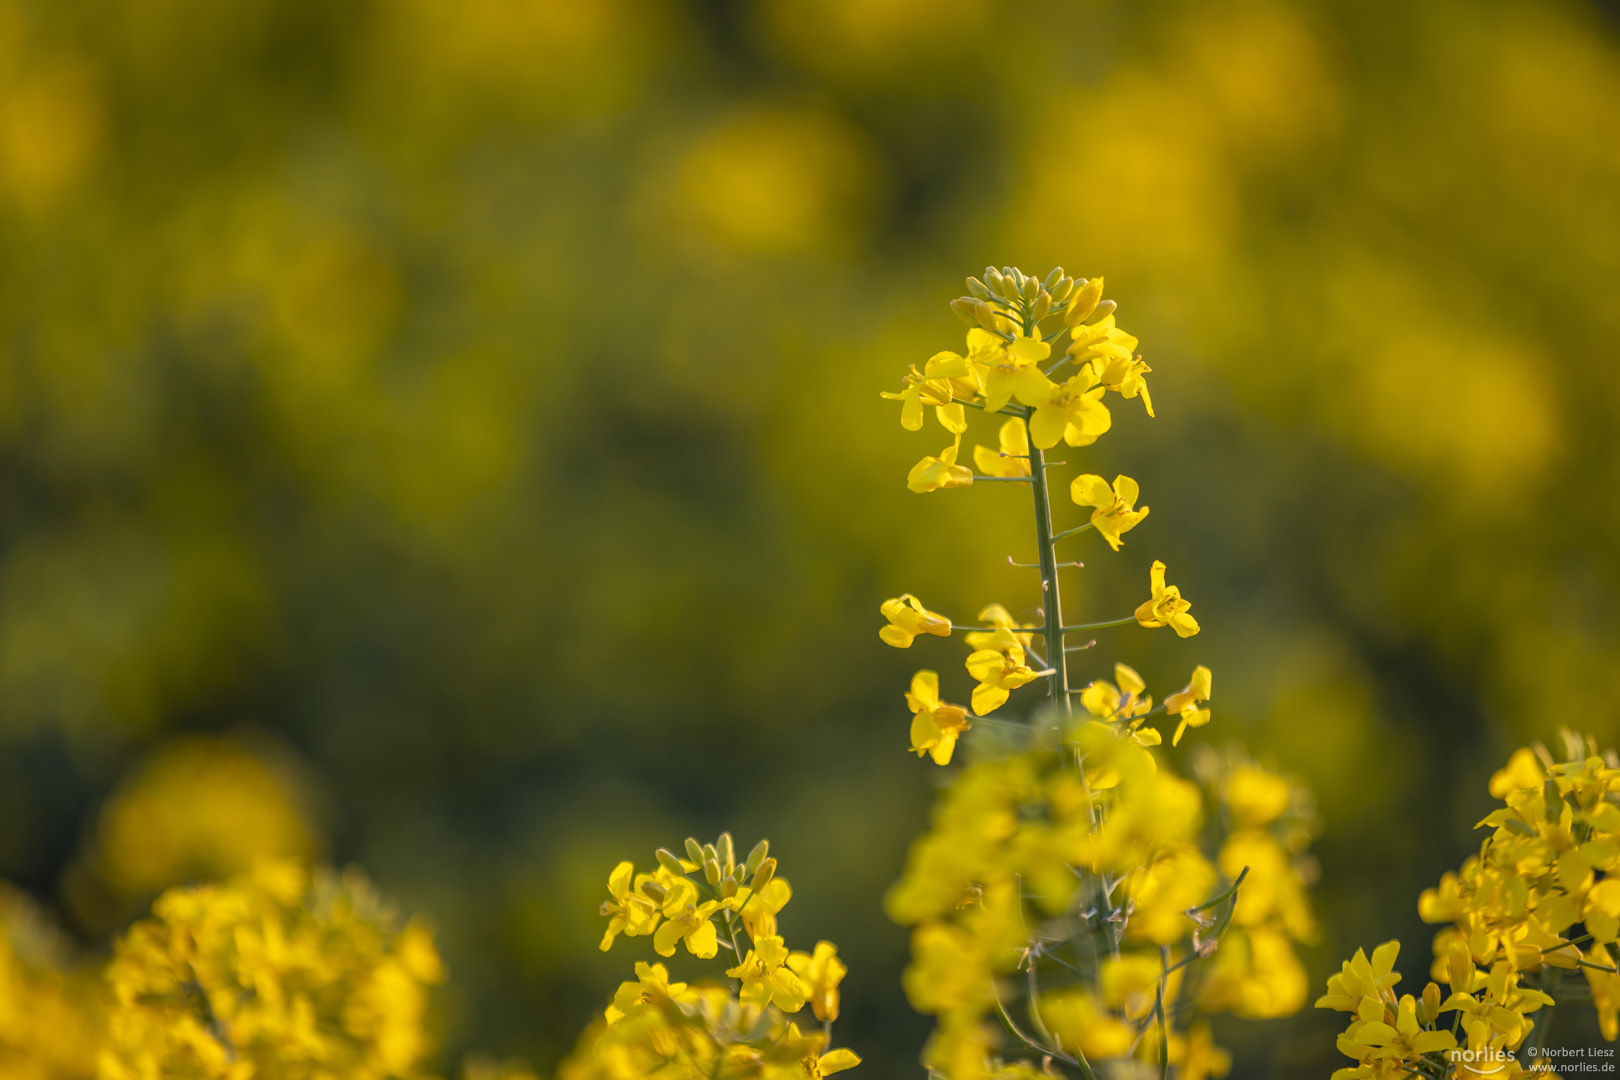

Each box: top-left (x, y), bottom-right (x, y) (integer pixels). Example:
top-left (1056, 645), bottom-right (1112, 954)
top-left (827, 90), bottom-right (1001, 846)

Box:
top-left (684, 837), bottom-right (705, 864)
top-left (750, 857), bottom-right (777, 893)
top-left (950, 298), bottom-right (980, 326)
top-left (716, 832), bottom-right (735, 874)
top-left (656, 848), bottom-right (686, 876)
top-left (966, 277), bottom-right (991, 299)
top-left (744, 839), bottom-right (770, 875)
top-left (704, 857), bottom-right (721, 886)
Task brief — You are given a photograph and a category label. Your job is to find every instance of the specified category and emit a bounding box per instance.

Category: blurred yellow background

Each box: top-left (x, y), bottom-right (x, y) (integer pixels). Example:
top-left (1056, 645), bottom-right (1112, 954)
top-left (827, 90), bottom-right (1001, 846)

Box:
top-left (3, 0), bottom-right (1619, 1075)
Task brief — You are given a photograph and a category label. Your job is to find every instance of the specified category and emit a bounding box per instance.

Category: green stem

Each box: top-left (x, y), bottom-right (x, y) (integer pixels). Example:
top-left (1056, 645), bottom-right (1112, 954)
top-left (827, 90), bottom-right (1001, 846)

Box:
top-left (1155, 946), bottom-right (1170, 1080)
top-left (1057, 616), bottom-right (1137, 634)
top-left (1051, 522), bottom-right (1095, 543)
top-left (1026, 420), bottom-right (1070, 718)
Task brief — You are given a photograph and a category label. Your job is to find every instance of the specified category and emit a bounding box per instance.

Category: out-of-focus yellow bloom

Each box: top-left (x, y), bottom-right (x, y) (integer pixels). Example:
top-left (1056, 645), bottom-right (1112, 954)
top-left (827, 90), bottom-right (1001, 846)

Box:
top-left (88, 736), bottom-right (320, 901)
top-left (1069, 474), bottom-right (1149, 551)
top-left (973, 334), bottom-right (1051, 414)
top-left (905, 670), bottom-right (972, 765)
top-left (1038, 988), bottom-right (1133, 1060)
top-left (972, 417), bottom-right (1031, 479)
top-left (907, 438), bottom-right (974, 493)
top-left (1164, 665), bottom-right (1213, 746)
top-left (600, 860), bottom-right (659, 950)
top-left (879, 594), bottom-right (952, 648)
top-left (1135, 560), bottom-right (1200, 637)
top-left (1027, 371), bottom-right (1111, 450)
top-left (101, 860), bottom-right (444, 1080)
top-left (727, 934), bottom-right (810, 1012)
top-left (1080, 662), bottom-right (1152, 719)
top-left (1224, 765), bottom-right (1293, 827)
top-left (0, 884), bottom-right (101, 1080)
top-left (787, 941), bottom-right (847, 1022)
top-left (653, 879), bottom-right (721, 959)
top-left (963, 630), bottom-right (1041, 715)
top-left (1170, 1022), bottom-right (1231, 1080)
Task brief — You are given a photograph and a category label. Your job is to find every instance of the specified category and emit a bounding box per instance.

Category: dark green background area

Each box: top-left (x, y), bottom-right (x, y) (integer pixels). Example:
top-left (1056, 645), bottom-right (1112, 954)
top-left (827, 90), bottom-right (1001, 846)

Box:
top-left (3, 0), bottom-right (1620, 1075)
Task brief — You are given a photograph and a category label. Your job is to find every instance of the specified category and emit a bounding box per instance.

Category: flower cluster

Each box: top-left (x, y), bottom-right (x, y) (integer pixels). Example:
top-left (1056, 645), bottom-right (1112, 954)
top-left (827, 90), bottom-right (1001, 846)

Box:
top-left (100, 859), bottom-right (446, 1080)
top-left (1319, 730), bottom-right (1620, 1079)
top-left (0, 883), bottom-right (102, 1079)
top-left (566, 834), bottom-right (858, 1080)
top-left (877, 268), bottom-right (1320, 1080)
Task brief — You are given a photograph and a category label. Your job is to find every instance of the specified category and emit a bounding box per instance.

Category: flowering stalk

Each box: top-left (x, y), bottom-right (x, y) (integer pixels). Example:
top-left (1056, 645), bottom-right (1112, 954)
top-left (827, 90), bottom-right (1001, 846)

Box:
top-left (879, 267), bottom-right (1321, 1080)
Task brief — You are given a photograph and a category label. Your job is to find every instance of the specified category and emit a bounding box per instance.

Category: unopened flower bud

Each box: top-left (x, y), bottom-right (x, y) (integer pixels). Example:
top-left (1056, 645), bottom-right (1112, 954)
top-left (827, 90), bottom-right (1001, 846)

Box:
top-left (1043, 266), bottom-right (1064, 290)
top-left (639, 880), bottom-right (667, 902)
top-left (702, 843), bottom-right (718, 864)
top-left (1049, 277), bottom-right (1074, 303)
top-left (684, 837), bottom-right (705, 864)
top-left (1090, 298), bottom-right (1117, 322)
top-left (745, 839), bottom-right (770, 875)
top-left (703, 857), bottom-right (721, 886)
top-left (655, 848), bottom-right (686, 876)
top-left (750, 858), bottom-right (777, 893)
top-left (721, 877), bottom-right (738, 898)
top-left (1020, 274), bottom-right (1038, 299)
top-left (950, 297), bottom-right (979, 326)
top-left (985, 269), bottom-right (1009, 297)
top-left (1064, 277), bottom-right (1103, 325)
top-left (716, 832), bottom-right (735, 873)
top-left (1031, 294), bottom-right (1051, 322)
top-left (966, 276), bottom-right (991, 299)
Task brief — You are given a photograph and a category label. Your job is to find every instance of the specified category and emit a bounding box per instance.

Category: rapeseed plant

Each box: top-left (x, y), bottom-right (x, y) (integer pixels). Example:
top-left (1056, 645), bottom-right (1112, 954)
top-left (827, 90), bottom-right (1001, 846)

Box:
top-left (878, 268), bottom-right (1321, 1079)
top-left (1320, 729), bottom-right (1620, 1079)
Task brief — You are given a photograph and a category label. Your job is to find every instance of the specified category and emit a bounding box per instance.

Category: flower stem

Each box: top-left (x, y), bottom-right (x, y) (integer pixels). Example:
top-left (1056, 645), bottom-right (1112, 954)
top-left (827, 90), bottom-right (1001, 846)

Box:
top-left (1026, 421), bottom-right (1070, 718)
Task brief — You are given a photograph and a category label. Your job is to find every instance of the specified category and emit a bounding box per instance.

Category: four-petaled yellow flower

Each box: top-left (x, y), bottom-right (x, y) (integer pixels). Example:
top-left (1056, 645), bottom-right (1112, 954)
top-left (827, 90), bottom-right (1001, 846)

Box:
top-left (653, 879), bottom-right (720, 959)
top-left (907, 438), bottom-right (973, 493)
top-left (973, 417), bottom-right (1032, 479)
top-left (1135, 560), bottom-right (1200, 638)
top-left (788, 941), bottom-right (848, 1022)
top-left (600, 861), bottom-right (659, 950)
top-left (905, 670), bottom-right (973, 765)
top-left (1070, 474), bottom-right (1150, 551)
top-left (1089, 353), bottom-right (1154, 417)
top-left (1080, 663), bottom-right (1152, 720)
top-left (963, 603), bottom-right (1036, 652)
top-left (881, 351), bottom-right (971, 436)
top-left (726, 934), bottom-right (811, 1011)
top-left (733, 876), bottom-right (792, 940)
top-left (604, 961), bottom-right (696, 1023)
top-left (964, 629), bottom-right (1042, 714)
top-left (1164, 665), bottom-right (1212, 746)
top-left (973, 332), bottom-right (1052, 413)
top-left (880, 594), bottom-right (952, 648)
top-left (1028, 370), bottom-right (1112, 449)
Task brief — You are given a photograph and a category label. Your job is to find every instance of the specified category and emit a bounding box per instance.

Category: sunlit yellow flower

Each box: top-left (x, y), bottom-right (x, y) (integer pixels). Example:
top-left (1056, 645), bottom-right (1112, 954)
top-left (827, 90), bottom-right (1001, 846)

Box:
top-left (1069, 474), bottom-right (1150, 551)
top-left (974, 333), bottom-right (1052, 413)
top-left (653, 879), bottom-right (720, 959)
top-left (882, 351), bottom-right (972, 435)
top-left (1164, 665), bottom-right (1212, 746)
top-left (726, 934), bottom-right (810, 1012)
top-left (905, 670), bottom-right (972, 765)
top-left (600, 861), bottom-right (659, 950)
top-left (972, 417), bottom-right (1032, 479)
top-left (880, 594), bottom-right (952, 648)
top-left (604, 961), bottom-right (696, 1023)
top-left (907, 438), bottom-right (973, 493)
top-left (1079, 663), bottom-right (1151, 720)
top-left (733, 877), bottom-right (792, 940)
top-left (964, 630), bottom-right (1042, 714)
top-left (788, 941), bottom-right (847, 1022)
top-left (1027, 370), bottom-right (1111, 449)
top-left (963, 603), bottom-right (1036, 652)
top-left (1135, 560), bottom-right (1200, 637)
top-left (1089, 353), bottom-right (1154, 417)
top-left (1067, 310), bottom-right (1138, 370)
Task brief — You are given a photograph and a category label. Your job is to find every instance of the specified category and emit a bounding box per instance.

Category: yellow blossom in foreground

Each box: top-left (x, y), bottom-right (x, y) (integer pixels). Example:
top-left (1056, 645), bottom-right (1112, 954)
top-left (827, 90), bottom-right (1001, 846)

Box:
top-left (907, 439), bottom-right (973, 493)
top-left (1164, 665), bottom-right (1213, 746)
top-left (962, 603), bottom-right (1035, 652)
top-left (963, 630), bottom-right (1041, 714)
top-left (1079, 662), bottom-right (1152, 720)
top-left (735, 877), bottom-right (792, 941)
top-left (604, 961), bottom-right (698, 1023)
top-left (101, 860), bottom-right (444, 1080)
top-left (1135, 559), bottom-right (1200, 637)
top-left (972, 417), bottom-right (1032, 479)
top-left (1089, 353), bottom-right (1154, 417)
top-left (1069, 473), bottom-right (1149, 551)
top-left (973, 333), bottom-right (1051, 413)
top-left (905, 670), bottom-right (972, 765)
top-left (879, 594), bottom-right (951, 648)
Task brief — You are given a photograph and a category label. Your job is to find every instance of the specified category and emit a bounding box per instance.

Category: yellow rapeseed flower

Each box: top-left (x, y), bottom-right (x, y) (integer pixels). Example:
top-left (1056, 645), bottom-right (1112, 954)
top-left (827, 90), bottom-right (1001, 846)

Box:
top-left (963, 630), bottom-right (1041, 714)
top-left (787, 941), bottom-right (847, 1022)
top-left (726, 934), bottom-right (810, 1012)
top-left (600, 861), bottom-right (660, 950)
top-left (1069, 474), bottom-right (1149, 551)
top-left (1027, 370), bottom-right (1111, 449)
top-left (653, 879), bottom-right (721, 959)
top-left (973, 333), bottom-right (1051, 414)
top-left (907, 438), bottom-right (973, 493)
top-left (1135, 560), bottom-right (1200, 638)
top-left (905, 670), bottom-right (972, 765)
top-left (1164, 665), bottom-right (1213, 746)
top-left (879, 594), bottom-right (951, 648)
top-left (972, 417), bottom-right (1032, 479)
